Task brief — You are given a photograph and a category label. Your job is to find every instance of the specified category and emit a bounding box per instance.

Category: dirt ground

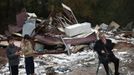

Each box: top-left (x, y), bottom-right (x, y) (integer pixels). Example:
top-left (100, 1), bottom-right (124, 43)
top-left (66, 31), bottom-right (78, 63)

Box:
top-left (114, 42), bottom-right (134, 51)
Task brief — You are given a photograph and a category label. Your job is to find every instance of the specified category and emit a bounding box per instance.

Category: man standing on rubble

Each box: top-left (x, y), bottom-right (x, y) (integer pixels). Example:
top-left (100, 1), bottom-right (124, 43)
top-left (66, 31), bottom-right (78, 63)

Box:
top-left (6, 36), bottom-right (21, 75)
top-left (94, 32), bottom-right (120, 75)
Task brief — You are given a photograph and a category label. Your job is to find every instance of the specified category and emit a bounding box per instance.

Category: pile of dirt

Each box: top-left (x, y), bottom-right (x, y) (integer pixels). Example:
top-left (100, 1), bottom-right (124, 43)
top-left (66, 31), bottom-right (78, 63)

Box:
top-left (114, 42), bottom-right (134, 51)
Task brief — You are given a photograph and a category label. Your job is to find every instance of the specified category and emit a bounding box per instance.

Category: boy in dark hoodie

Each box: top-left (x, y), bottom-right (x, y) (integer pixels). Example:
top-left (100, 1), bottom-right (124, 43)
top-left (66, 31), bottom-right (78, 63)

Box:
top-left (6, 36), bottom-right (21, 75)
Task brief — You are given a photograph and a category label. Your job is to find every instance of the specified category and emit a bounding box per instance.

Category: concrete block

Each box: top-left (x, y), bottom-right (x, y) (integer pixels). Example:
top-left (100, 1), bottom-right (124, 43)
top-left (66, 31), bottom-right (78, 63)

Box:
top-left (65, 22), bottom-right (92, 37)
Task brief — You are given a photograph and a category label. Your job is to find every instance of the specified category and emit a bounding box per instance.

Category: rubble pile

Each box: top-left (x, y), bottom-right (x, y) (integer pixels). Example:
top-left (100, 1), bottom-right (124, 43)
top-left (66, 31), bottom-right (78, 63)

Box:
top-left (0, 3), bottom-right (134, 75)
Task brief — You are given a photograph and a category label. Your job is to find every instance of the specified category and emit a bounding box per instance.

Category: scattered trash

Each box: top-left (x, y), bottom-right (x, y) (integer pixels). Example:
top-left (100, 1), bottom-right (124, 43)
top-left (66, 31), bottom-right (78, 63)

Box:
top-left (99, 23), bottom-right (108, 31)
top-left (108, 21), bottom-right (120, 32)
top-left (55, 66), bottom-right (72, 73)
top-left (46, 67), bottom-right (56, 75)
top-left (0, 2), bottom-right (134, 75)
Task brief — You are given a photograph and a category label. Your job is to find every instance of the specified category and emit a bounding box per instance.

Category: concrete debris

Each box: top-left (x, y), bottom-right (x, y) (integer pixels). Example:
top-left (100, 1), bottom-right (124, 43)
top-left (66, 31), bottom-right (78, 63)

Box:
top-left (65, 22), bottom-right (92, 37)
top-left (108, 21), bottom-right (120, 31)
top-left (16, 8), bottom-right (27, 27)
top-left (123, 21), bottom-right (134, 31)
top-left (99, 23), bottom-right (108, 31)
top-left (27, 13), bottom-right (37, 18)
top-left (71, 45), bottom-right (89, 53)
top-left (62, 3), bottom-right (78, 24)
top-left (0, 34), bottom-right (7, 40)
top-left (7, 24), bottom-right (22, 34)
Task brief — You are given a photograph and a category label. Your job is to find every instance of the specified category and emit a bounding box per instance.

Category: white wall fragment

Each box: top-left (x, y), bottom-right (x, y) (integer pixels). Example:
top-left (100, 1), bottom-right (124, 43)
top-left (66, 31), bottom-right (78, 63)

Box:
top-left (65, 22), bottom-right (92, 37)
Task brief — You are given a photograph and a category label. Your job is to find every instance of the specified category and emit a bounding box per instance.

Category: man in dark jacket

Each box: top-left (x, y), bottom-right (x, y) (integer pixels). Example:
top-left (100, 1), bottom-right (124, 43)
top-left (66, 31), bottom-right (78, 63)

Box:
top-left (6, 36), bottom-right (21, 75)
top-left (94, 33), bottom-right (120, 75)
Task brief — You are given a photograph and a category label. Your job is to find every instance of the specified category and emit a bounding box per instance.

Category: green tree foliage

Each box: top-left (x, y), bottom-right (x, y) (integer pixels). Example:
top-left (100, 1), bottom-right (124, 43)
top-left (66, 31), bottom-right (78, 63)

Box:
top-left (23, 0), bottom-right (48, 18)
top-left (94, 0), bottom-right (125, 24)
top-left (63, 0), bottom-right (134, 26)
top-left (23, 0), bottom-right (62, 18)
top-left (93, 0), bottom-right (134, 26)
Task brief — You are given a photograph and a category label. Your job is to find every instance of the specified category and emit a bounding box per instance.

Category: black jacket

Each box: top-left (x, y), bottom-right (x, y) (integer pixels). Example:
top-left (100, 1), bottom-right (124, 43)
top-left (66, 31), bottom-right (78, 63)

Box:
top-left (94, 39), bottom-right (115, 56)
top-left (6, 44), bottom-right (20, 66)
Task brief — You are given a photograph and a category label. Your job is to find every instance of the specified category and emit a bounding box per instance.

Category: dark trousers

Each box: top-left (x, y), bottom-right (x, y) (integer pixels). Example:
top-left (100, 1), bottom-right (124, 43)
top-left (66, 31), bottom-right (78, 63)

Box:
top-left (9, 65), bottom-right (19, 75)
top-left (25, 57), bottom-right (34, 75)
top-left (99, 54), bottom-right (119, 75)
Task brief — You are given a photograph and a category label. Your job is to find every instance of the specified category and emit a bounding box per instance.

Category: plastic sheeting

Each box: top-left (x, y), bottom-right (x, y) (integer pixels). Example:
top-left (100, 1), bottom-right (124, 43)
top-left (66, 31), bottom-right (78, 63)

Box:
top-left (22, 18), bottom-right (36, 36)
